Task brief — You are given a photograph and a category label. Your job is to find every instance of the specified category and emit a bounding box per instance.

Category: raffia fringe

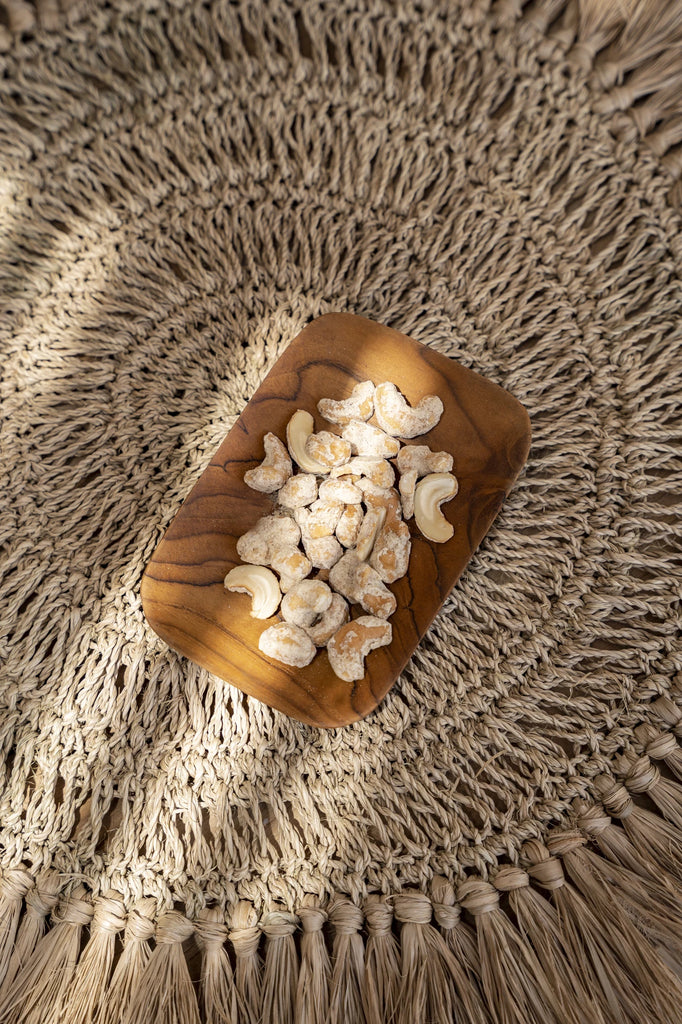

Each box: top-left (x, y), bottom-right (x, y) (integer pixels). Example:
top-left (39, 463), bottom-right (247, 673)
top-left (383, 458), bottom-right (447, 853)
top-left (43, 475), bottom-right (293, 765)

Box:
top-left (0, 723), bottom-right (681, 1024)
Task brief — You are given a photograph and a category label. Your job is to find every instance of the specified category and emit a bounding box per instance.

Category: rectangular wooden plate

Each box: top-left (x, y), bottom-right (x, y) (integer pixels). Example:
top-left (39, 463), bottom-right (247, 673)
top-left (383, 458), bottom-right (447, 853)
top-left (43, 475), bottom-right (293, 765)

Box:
top-left (141, 313), bottom-right (530, 727)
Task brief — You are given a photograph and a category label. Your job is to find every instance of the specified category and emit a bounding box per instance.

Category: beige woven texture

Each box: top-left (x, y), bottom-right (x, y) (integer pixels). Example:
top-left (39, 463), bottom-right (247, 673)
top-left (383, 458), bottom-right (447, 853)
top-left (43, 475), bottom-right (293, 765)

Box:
top-left (1, 0), bottom-right (681, 925)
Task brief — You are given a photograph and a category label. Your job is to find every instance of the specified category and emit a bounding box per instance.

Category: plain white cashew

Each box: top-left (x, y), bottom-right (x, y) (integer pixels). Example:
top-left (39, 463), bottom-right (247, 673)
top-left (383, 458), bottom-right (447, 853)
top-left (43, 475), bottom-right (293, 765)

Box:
top-left (243, 433), bottom-right (292, 493)
top-left (286, 409), bottom-right (328, 473)
top-left (317, 381), bottom-right (375, 425)
top-left (374, 382), bottom-right (444, 438)
top-left (326, 615), bottom-right (392, 681)
top-left (413, 472), bottom-right (458, 543)
top-left (224, 565), bottom-right (281, 619)
top-left (258, 622), bottom-right (316, 667)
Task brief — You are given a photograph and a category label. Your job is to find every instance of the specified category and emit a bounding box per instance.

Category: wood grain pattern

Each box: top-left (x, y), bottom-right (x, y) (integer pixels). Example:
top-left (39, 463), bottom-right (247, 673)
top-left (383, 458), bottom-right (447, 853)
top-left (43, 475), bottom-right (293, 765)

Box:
top-left (141, 314), bottom-right (531, 727)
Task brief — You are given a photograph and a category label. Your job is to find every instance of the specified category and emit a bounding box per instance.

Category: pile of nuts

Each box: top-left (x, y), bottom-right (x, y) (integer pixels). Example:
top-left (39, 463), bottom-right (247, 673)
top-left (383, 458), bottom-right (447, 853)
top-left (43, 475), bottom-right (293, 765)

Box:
top-left (224, 381), bottom-right (458, 682)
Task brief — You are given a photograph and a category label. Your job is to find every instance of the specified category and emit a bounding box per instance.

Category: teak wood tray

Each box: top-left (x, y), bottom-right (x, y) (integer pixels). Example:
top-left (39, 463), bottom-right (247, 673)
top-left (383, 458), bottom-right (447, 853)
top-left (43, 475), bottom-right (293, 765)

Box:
top-left (141, 314), bottom-right (531, 727)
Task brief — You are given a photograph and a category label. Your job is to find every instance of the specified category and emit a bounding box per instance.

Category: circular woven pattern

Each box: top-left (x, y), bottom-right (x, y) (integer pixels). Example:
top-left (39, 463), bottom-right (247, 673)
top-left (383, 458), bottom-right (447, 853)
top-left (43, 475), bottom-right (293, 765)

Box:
top-left (1, 0), bottom-right (681, 914)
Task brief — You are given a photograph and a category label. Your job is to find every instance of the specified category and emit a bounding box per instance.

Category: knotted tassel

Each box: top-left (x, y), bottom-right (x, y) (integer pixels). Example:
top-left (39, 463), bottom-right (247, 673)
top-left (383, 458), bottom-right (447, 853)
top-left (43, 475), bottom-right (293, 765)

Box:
top-left (524, 838), bottom-right (682, 1024)
top-left (0, 870), bottom-right (34, 988)
top-left (546, 828), bottom-right (682, 968)
top-left (124, 910), bottom-right (199, 1024)
top-left (0, 884), bottom-right (94, 1024)
top-left (295, 896), bottom-right (330, 1024)
top-left (260, 908), bottom-right (298, 1024)
top-left (228, 902), bottom-right (262, 1024)
top-left (327, 897), bottom-right (365, 1024)
top-left (430, 876), bottom-right (480, 977)
top-left (617, 750), bottom-right (682, 828)
top-left (361, 896), bottom-right (399, 1024)
top-left (196, 907), bottom-right (239, 1024)
top-left (493, 866), bottom-right (602, 1024)
top-left (572, 798), bottom-right (674, 884)
top-left (457, 878), bottom-right (563, 1024)
top-left (651, 695), bottom-right (682, 742)
top-left (0, 871), bottom-right (61, 998)
top-left (95, 899), bottom-right (156, 1024)
top-left (635, 723), bottom-right (682, 782)
top-left (595, 773), bottom-right (682, 885)
top-left (61, 891), bottom-right (126, 1024)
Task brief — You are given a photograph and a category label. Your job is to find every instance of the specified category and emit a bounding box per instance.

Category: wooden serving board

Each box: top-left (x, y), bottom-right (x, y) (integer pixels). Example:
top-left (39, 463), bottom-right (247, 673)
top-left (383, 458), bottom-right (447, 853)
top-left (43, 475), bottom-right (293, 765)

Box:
top-left (141, 313), bottom-right (530, 727)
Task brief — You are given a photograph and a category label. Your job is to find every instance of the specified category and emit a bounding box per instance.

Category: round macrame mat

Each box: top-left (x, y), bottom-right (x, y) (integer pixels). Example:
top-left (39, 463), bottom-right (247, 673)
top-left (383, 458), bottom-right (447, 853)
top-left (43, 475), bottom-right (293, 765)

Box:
top-left (2, 0), bottom-right (682, 976)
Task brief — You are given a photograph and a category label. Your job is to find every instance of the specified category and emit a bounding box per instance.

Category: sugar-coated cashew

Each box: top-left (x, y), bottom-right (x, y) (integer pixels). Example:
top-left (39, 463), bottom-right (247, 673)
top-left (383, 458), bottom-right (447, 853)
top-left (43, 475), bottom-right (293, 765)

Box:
top-left (304, 431), bottom-right (352, 470)
top-left (326, 616), bottom-right (392, 681)
top-left (302, 533), bottom-right (344, 570)
top-left (236, 514), bottom-right (301, 566)
top-left (374, 383), bottom-right (443, 438)
top-left (270, 546), bottom-right (312, 591)
top-left (396, 444), bottom-right (453, 477)
top-left (354, 507), bottom-right (386, 560)
top-left (244, 433), bottom-right (292, 493)
top-left (336, 503), bottom-right (364, 547)
top-left (398, 468), bottom-right (418, 519)
top-left (258, 622), bottom-right (316, 667)
top-left (224, 565), bottom-right (281, 619)
top-left (329, 551), bottom-right (396, 619)
top-left (331, 457), bottom-right (395, 489)
top-left (295, 499), bottom-right (344, 539)
top-left (358, 480), bottom-right (402, 520)
top-left (304, 593), bottom-right (350, 646)
top-left (317, 381), bottom-right (375, 426)
top-left (369, 515), bottom-right (411, 583)
top-left (278, 473), bottom-right (318, 509)
top-left (341, 420), bottom-right (400, 459)
top-left (318, 478), bottom-right (363, 504)
top-left (414, 472), bottom-right (458, 543)
top-left (286, 410), bottom-right (328, 473)
top-left (281, 579), bottom-right (333, 628)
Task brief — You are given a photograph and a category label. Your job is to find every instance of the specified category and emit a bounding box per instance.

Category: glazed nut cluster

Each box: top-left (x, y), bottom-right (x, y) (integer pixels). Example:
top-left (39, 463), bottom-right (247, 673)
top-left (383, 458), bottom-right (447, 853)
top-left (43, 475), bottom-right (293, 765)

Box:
top-left (224, 381), bottom-right (458, 682)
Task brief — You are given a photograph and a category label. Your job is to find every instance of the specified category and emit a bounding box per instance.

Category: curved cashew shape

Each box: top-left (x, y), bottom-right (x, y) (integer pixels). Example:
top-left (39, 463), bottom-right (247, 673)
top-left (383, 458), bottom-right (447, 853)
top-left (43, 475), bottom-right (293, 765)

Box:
top-left (224, 565), bottom-right (281, 619)
top-left (374, 383), bottom-right (444, 438)
top-left (317, 380), bottom-right (376, 425)
top-left (305, 430), bottom-right (352, 469)
top-left (341, 420), bottom-right (400, 459)
top-left (286, 410), bottom-right (328, 474)
top-left (414, 473), bottom-right (458, 543)
top-left (331, 457), bottom-right (395, 489)
top-left (258, 622), bottom-right (316, 667)
top-left (327, 616), bottom-right (392, 681)
top-left (281, 579), bottom-right (333, 628)
top-left (244, 433), bottom-right (292, 493)
top-left (396, 444), bottom-right (453, 477)
top-left (305, 593), bottom-right (349, 646)
top-left (329, 551), bottom-right (396, 619)
top-left (236, 514), bottom-right (301, 566)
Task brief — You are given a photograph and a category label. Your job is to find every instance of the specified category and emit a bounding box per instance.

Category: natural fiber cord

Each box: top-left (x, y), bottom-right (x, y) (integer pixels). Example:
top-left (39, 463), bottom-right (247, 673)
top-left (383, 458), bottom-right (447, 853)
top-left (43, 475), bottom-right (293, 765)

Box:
top-left (1, 0), bottom-right (682, 1021)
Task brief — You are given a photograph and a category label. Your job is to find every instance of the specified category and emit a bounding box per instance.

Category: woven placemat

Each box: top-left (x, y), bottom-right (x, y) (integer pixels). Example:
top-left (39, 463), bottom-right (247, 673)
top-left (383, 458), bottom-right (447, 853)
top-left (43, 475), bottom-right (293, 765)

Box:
top-left (2, 1), bottom-right (682, 1022)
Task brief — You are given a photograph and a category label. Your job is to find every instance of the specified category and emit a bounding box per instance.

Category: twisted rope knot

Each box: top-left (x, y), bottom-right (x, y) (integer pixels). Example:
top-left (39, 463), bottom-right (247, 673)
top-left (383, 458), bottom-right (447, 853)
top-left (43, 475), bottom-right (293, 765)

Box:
top-left (53, 888), bottom-right (94, 927)
top-left (526, 856), bottom-right (565, 890)
top-left (432, 902), bottom-right (461, 928)
top-left (125, 899), bottom-right (156, 942)
top-left (363, 895), bottom-right (392, 935)
top-left (493, 866), bottom-right (529, 891)
top-left (457, 880), bottom-right (499, 916)
top-left (644, 731), bottom-right (679, 761)
top-left (623, 755), bottom-right (660, 793)
top-left (392, 892), bottom-right (432, 926)
top-left (546, 831), bottom-right (587, 857)
top-left (155, 910), bottom-right (194, 945)
top-left (0, 867), bottom-right (34, 902)
top-left (329, 898), bottom-right (363, 935)
top-left (597, 777), bottom-right (634, 819)
top-left (575, 803), bottom-right (612, 835)
top-left (92, 892), bottom-right (126, 933)
top-left (652, 696), bottom-right (682, 729)
top-left (195, 908), bottom-right (228, 949)
top-left (298, 905), bottom-right (327, 933)
top-left (261, 909), bottom-right (298, 939)
top-left (25, 872), bottom-right (61, 917)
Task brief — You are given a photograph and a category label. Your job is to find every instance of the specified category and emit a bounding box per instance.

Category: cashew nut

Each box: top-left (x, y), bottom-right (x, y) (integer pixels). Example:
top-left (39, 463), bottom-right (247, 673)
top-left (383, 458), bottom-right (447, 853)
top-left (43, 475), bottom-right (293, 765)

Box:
top-left (278, 473), bottom-right (318, 509)
top-left (413, 473), bottom-right (458, 543)
top-left (295, 499), bottom-right (344, 539)
top-left (354, 506), bottom-right (386, 560)
top-left (336, 503), bottom-right (364, 548)
top-left (396, 444), bottom-right (453, 477)
top-left (341, 420), bottom-right (400, 459)
top-left (305, 431), bottom-right (352, 470)
top-left (329, 551), bottom-right (396, 619)
top-left (318, 478), bottom-right (363, 505)
top-left (286, 410), bottom-right (328, 473)
top-left (270, 547), bottom-right (312, 592)
top-left (304, 593), bottom-right (349, 646)
top-left (224, 565), bottom-right (281, 619)
top-left (331, 457), bottom-right (395, 489)
top-left (369, 516), bottom-right (411, 584)
top-left (236, 514), bottom-right (301, 566)
top-left (358, 480), bottom-right (402, 520)
top-left (398, 468), bottom-right (418, 519)
top-left (374, 383), bottom-right (443, 438)
top-left (317, 380), bottom-right (375, 425)
top-left (326, 616), bottom-right (392, 682)
top-left (281, 579), bottom-right (333, 628)
top-left (259, 622), bottom-right (316, 667)
top-left (301, 533), bottom-right (344, 570)
top-left (243, 433), bottom-right (292, 493)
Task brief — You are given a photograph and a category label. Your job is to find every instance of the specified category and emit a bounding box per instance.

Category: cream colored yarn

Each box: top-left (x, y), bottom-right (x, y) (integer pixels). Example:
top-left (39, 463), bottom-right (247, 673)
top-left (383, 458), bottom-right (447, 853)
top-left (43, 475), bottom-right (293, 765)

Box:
top-left (1, 0), bottom-right (682, 1021)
